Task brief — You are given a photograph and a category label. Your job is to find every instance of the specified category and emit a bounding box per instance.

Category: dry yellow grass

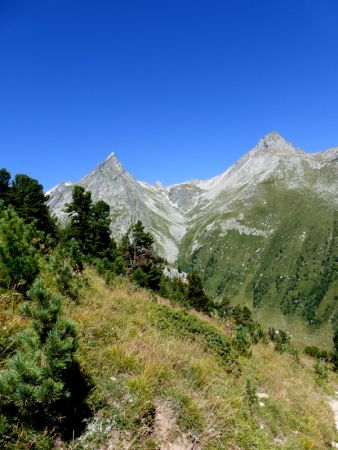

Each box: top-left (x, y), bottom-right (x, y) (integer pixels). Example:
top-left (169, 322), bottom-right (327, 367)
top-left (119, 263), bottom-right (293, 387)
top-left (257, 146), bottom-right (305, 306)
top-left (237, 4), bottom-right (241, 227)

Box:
top-left (57, 269), bottom-right (338, 449)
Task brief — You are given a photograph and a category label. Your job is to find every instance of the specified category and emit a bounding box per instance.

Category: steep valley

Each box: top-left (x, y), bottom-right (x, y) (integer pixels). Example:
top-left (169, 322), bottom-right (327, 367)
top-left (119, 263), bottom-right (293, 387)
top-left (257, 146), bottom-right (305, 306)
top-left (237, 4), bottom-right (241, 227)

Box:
top-left (48, 132), bottom-right (338, 347)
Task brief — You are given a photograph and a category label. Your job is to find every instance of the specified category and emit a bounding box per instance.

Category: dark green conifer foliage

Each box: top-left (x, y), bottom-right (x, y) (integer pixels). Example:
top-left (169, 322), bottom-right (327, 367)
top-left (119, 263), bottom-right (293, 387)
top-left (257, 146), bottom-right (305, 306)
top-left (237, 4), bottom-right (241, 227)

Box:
top-left (131, 220), bottom-right (154, 258)
top-left (159, 276), bottom-right (188, 306)
top-left (46, 240), bottom-right (86, 300)
top-left (0, 168), bottom-right (11, 205)
top-left (121, 220), bottom-right (155, 267)
top-left (120, 220), bottom-right (163, 290)
top-left (0, 208), bottom-right (39, 292)
top-left (186, 273), bottom-right (212, 313)
top-left (304, 345), bottom-right (330, 362)
top-left (64, 185), bottom-right (92, 252)
top-left (64, 186), bottom-right (115, 259)
top-left (147, 262), bottom-right (164, 290)
top-left (67, 238), bottom-right (85, 273)
top-left (234, 326), bottom-right (252, 356)
top-left (232, 305), bottom-right (252, 327)
top-left (0, 280), bottom-right (78, 427)
top-left (88, 200), bottom-right (114, 257)
top-left (333, 328), bottom-right (338, 370)
top-left (132, 266), bottom-right (149, 287)
top-left (9, 174), bottom-right (57, 236)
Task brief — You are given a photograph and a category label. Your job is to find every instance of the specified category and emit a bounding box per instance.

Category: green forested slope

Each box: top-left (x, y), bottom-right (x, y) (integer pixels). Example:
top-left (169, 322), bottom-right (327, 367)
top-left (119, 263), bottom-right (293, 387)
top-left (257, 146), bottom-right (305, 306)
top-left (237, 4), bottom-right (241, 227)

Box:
top-left (178, 185), bottom-right (338, 347)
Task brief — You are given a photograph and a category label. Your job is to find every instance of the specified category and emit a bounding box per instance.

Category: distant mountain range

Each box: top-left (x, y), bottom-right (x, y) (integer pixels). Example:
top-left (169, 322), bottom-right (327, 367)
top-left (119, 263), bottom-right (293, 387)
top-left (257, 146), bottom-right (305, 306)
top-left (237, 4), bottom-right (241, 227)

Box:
top-left (48, 132), bottom-right (338, 337)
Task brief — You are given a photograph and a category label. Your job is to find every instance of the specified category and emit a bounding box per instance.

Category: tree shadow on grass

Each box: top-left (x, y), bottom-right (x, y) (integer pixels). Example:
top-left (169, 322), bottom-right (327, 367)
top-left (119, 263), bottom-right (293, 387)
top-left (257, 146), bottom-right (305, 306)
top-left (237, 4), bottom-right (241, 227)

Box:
top-left (55, 360), bottom-right (94, 440)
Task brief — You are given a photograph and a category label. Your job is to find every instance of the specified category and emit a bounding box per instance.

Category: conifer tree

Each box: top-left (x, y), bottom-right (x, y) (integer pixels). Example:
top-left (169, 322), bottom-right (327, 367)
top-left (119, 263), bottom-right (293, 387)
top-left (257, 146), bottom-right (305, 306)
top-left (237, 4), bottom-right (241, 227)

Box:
top-left (0, 280), bottom-right (78, 427)
top-left (131, 220), bottom-right (154, 258)
top-left (333, 328), bottom-right (338, 370)
top-left (88, 200), bottom-right (114, 258)
top-left (121, 220), bottom-right (157, 268)
top-left (0, 168), bottom-right (11, 205)
top-left (64, 186), bottom-right (115, 259)
top-left (0, 207), bottom-right (39, 292)
top-left (9, 174), bottom-right (57, 236)
top-left (46, 239), bottom-right (86, 299)
top-left (187, 273), bottom-right (212, 313)
top-left (64, 185), bottom-right (92, 252)
top-left (120, 220), bottom-right (163, 290)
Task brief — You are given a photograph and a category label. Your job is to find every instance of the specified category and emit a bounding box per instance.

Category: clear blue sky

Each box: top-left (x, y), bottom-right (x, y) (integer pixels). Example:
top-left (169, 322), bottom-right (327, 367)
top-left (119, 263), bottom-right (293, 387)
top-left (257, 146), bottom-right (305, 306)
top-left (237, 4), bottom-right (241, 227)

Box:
top-left (1, 0), bottom-right (338, 190)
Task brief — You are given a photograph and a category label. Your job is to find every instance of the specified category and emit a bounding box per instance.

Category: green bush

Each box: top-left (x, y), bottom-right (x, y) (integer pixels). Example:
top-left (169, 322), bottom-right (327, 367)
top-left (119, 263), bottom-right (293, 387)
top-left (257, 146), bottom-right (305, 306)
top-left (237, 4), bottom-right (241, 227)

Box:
top-left (304, 345), bottom-right (330, 362)
top-left (234, 326), bottom-right (252, 356)
top-left (159, 275), bottom-right (188, 306)
top-left (154, 305), bottom-right (239, 372)
top-left (314, 361), bottom-right (328, 381)
top-left (133, 267), bottom-right (149, 287)
top-left (268, 327), bottom-right (291, 352)
top-left (47, 244), bottom-right (86, 299)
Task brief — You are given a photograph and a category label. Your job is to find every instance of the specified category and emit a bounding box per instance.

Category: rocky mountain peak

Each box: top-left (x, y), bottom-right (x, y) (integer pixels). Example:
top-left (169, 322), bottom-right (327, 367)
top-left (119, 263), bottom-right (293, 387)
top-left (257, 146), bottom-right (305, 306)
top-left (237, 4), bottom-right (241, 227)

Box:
top-left (255, 131), bottom-right (295, 154)
top-left (105, 151), bottom-right (117, 161)
top-left (47, 133), bottom-right (338, 264)
top-left (85, 152), bottom-right (128, 181)
top-left (102, 151), bottom-right (125, 170)
top-left (45, 180), bottom-right (73, 197)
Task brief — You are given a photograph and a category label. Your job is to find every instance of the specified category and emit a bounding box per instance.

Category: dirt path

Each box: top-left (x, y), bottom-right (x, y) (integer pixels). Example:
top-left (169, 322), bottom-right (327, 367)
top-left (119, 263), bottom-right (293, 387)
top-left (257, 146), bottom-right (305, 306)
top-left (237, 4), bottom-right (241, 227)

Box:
top-left (328, 391), bottom-right (338, 449)
top-left (153, 400), bottom-right (199, 450)
top-left (329, 393), bottom-right (338, 430)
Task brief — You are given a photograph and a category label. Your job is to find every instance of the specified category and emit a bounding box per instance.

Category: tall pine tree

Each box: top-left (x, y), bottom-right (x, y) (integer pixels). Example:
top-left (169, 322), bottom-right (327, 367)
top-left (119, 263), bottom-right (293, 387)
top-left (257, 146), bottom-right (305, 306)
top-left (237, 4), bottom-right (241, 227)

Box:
top-left (0, 168), bottom-right (11, 205)
top-left (9, 173), bottom-right (57, 237)
top-left (64, 185), bottom-right (115, 259)
top-left (187, 273), bottom-right (212, 313)
top-left (120, 220), bottom-right (163, 290)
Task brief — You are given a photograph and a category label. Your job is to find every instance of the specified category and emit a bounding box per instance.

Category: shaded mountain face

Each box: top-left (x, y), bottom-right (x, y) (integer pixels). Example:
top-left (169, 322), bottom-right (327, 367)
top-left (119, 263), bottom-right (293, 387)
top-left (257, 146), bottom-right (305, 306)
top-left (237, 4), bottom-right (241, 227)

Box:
top-left (48, 132), bottom-right (338, 328)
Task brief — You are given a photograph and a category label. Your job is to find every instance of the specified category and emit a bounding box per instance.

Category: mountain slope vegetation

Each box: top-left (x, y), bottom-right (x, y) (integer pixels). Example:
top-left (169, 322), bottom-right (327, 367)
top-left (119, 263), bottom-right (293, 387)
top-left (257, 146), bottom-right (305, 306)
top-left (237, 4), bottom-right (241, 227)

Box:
top-left (63, 270), bottom-right (338, 449)
top-left (47, 132), bottom-right (338, 344)
top-left (0, 169), bottom-right (337, 449)
top-left (179, 186), bottom-right (338, 347)
top-left (1, 268), bottom-right (337, 449)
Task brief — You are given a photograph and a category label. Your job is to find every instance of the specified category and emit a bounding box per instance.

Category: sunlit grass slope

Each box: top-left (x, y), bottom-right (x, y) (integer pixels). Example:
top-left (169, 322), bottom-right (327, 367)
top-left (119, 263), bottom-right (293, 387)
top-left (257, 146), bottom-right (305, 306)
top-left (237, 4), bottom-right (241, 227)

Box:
top-left (59, 270), bottom-right (337, 449)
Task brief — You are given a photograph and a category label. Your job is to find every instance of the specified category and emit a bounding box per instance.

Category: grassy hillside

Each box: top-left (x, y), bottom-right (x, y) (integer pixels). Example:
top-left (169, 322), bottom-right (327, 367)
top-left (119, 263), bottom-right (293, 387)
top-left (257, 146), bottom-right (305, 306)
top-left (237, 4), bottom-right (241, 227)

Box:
top-left (1, 267), bottom-right (338, 448)
top-left (28, 270), bottom-right (337, 448)
top-left (178, 185), bottom-right (338, 349)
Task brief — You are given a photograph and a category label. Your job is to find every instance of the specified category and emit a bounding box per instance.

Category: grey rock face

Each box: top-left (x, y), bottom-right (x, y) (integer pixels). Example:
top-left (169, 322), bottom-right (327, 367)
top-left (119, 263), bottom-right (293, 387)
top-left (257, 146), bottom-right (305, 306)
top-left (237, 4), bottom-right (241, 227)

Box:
top-left (47, 132), bottom-right (338, 262)
top-left (168, 183), bottom-right (203, 212)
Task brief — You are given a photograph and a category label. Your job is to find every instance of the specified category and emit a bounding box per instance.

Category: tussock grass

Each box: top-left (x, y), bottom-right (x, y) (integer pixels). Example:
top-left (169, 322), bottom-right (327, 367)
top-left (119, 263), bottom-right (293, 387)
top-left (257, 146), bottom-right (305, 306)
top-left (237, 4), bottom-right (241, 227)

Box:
top-left (57, 269), bottom-right (337, 449)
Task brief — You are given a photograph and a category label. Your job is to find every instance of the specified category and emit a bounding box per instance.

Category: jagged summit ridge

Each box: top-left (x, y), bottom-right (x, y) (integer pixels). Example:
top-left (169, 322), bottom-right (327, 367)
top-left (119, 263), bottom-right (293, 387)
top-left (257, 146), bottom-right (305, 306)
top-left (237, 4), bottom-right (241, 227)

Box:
top-left (47, 132), bottom-right (338, 262)
top-left (105, 151), bottom-right (117, 161)
top-left (255, 131), bottom-right (296, 153)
